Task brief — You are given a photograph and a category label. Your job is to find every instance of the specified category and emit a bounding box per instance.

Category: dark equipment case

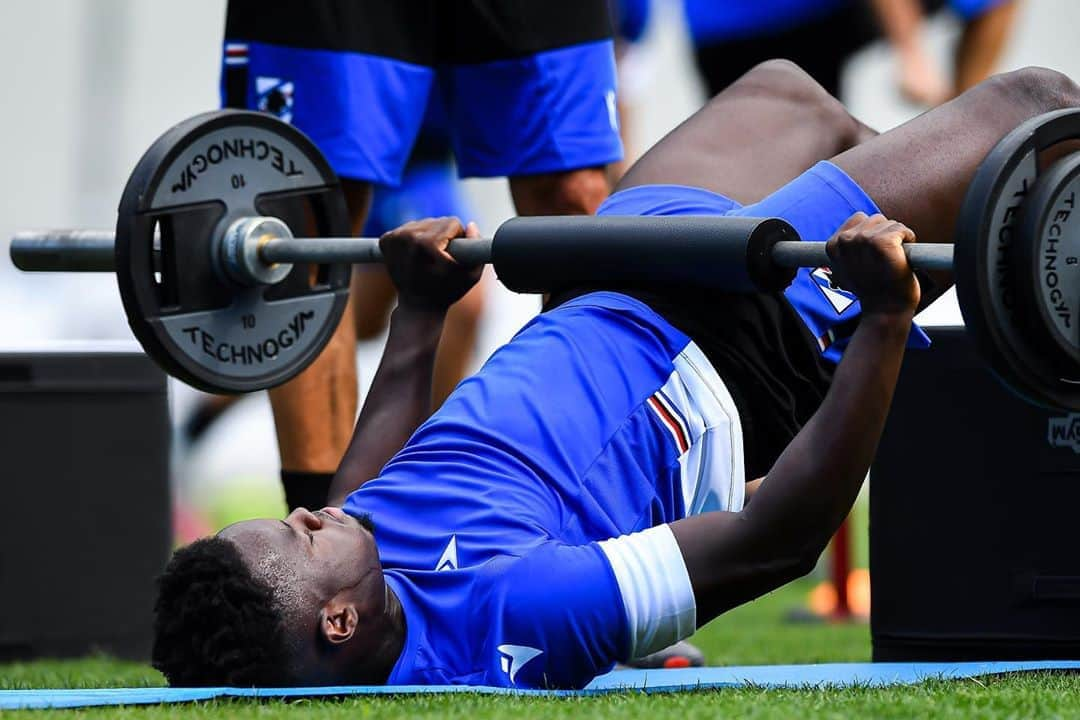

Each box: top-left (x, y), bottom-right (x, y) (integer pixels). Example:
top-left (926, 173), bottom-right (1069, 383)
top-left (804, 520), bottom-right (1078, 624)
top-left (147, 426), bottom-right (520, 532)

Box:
top-left (0, 345), bottom-right (170, 661)
top-left (871, 326), bottom-right (1080, 661)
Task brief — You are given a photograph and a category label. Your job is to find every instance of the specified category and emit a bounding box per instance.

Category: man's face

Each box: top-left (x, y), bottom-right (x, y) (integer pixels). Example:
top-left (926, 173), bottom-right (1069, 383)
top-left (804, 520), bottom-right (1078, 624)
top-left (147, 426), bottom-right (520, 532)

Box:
top-left (219, 507), bottom-right (385, 652)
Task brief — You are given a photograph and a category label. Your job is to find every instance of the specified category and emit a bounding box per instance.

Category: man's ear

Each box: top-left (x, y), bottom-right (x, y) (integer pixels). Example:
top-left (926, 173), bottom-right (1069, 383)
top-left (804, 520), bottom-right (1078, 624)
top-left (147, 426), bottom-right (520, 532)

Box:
top-left (319, 596), bottom-right (359, 645)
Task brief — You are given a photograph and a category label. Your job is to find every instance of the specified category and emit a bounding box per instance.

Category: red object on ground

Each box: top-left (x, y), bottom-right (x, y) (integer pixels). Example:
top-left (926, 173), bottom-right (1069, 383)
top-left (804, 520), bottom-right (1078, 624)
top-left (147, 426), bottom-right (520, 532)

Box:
top-left (830, 519), bottom-right (853, 620)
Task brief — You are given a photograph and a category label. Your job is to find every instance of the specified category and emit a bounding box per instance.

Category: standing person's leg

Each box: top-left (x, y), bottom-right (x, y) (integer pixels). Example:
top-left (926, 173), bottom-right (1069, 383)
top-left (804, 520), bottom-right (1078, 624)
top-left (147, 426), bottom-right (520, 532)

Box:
top-left (509, 171), bottom-right (610, 216)
top-left (951, 0), bottom-right (1020, 95)
top-left (221, 0), bottom-right (433, 510)
top-left (867, 0), bottom-right (950, 105)
top-left (265, 179), bottom-right (369, 502)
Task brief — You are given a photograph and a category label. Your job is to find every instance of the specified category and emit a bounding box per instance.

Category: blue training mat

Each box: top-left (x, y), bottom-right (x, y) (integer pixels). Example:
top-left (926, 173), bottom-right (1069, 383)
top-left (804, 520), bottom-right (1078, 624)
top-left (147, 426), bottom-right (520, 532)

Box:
top-left (3, 662), bottom-right (1080, 710)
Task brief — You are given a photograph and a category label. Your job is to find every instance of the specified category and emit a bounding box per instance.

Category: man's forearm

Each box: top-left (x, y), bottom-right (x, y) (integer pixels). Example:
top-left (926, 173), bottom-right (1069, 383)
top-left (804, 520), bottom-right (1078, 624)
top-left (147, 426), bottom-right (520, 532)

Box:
top-left (329, 305), bottom-right (445, 505)
top-left (671, 311), bottom-right (912, 618)
top-left (745, 311), bottom-right (912, 561)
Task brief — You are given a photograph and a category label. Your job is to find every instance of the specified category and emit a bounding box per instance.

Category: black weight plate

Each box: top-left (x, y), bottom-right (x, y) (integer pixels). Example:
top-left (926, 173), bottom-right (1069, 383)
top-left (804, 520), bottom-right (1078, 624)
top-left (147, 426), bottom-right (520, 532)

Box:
top-left (955, 108), bottom-right (1080, 410)
top-left (115, 110), bottom-right (351, 394)
top-left (1017, 153), bottom-right (1080, 369)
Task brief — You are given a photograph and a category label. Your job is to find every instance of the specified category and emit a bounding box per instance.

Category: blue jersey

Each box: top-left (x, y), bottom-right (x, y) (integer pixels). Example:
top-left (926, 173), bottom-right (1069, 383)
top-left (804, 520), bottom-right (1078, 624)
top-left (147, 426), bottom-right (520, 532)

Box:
top-left (344, 292), bottom-right (743, 688)
top-left (343, 163), bottom-right (926, 689)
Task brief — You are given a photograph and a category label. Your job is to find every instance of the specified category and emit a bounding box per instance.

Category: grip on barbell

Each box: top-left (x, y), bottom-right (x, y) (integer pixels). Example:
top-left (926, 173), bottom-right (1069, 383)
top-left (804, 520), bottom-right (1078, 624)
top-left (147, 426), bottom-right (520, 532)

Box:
top-left (491, 215), bottom-right (801, 294)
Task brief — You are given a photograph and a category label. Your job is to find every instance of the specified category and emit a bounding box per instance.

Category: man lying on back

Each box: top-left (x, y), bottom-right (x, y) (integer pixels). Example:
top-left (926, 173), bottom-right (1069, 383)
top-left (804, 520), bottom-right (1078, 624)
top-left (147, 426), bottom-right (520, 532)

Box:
top-left (152, 60), bottom-right (1079, 688)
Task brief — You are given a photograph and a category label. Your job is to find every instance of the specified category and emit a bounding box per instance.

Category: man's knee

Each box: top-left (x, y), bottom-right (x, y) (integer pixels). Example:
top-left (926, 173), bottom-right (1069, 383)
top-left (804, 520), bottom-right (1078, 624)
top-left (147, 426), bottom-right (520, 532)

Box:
top-left (509, 168), bottom-right (610, 216)
top-left (982, 66), bottom-right (1080, 114)
top-left (722, 58), bottom-right (861, 146)
top-left (728, 59), bottom-right (834, 104)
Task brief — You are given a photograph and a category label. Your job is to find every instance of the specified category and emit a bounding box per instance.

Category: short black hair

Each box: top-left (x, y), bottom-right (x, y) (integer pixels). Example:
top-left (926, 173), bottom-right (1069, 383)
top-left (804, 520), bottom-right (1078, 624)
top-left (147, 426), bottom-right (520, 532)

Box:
top-left (152, 536), bottom-right (290, 686)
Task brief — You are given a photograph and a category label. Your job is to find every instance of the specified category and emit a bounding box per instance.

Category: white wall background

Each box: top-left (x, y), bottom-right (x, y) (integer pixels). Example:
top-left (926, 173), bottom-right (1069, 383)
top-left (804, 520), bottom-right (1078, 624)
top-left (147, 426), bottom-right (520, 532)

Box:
top-left (0, 0), bottom-right (1076, 512)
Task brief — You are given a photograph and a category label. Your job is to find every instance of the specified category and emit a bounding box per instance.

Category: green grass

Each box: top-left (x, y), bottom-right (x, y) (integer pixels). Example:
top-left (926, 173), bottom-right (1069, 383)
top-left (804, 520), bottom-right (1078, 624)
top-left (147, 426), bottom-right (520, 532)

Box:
top-left (4, 581), bottom-right (1080, 718)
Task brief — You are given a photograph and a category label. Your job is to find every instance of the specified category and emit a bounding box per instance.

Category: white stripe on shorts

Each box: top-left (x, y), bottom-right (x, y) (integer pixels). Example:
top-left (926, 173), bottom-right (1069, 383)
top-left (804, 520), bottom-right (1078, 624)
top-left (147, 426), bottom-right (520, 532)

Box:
top-left (654, 340), bottom-right (746, 515)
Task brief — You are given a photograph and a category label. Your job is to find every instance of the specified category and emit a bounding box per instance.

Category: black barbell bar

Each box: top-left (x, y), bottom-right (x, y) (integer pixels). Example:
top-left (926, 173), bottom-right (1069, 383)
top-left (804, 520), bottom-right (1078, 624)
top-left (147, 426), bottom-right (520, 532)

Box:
top-left (11, 214), bottom-right (953, 293)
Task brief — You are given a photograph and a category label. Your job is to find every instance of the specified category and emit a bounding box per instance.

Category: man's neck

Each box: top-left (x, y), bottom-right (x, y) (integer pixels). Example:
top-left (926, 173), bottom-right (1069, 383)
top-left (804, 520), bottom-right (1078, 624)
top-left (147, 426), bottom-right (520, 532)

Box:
top-left (367, 582), bottom-right (406, 683)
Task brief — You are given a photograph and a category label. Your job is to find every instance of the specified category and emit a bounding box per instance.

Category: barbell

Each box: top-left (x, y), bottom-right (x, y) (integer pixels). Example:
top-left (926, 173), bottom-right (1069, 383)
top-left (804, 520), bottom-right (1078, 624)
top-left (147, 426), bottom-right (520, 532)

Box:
top-left (8, 109), bottom-right (1079, 409)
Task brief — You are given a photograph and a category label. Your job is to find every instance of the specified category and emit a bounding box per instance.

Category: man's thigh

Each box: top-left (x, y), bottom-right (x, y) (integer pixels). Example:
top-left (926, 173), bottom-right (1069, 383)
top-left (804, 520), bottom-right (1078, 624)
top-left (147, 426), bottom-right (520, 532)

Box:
top-left (221, 0), bottom-right (435, 186)
top-left (831, 66), bottom-right (1080, 248)
top-left (617, 59), bottom-right (860, 205)
top-left (438, 0), bottom-right (623, 178)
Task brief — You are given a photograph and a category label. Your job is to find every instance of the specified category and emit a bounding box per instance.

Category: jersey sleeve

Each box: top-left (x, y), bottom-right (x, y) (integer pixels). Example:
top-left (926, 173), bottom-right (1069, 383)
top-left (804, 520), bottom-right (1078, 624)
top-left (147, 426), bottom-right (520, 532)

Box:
top-left (490, 526), bottom-right (696, 689)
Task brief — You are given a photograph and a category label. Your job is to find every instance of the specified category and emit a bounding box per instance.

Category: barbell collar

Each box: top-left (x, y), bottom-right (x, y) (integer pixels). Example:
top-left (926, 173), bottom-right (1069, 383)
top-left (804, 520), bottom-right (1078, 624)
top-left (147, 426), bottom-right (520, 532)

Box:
top-left (771, 240), bottom-right (955, 273)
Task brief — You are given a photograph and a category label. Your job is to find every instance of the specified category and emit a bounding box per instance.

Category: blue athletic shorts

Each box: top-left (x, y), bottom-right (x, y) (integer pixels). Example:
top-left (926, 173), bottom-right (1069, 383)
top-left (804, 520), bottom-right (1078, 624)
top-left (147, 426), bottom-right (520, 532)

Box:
top-left (598, 161), bottom-right (931, 363)
top-left (949, 0), bottom-right (1011, 20)
top-left (221, 0), bottom-right (623, 186)
top-left (682, 0), bottom-right (849, 43)
top-left (362, 160), bottom-right (473, 238)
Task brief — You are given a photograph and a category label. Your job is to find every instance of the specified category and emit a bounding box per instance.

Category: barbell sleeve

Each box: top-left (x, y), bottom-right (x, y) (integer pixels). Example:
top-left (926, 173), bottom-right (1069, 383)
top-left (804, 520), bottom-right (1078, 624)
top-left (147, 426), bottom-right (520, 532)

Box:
top-left (10, 230), bottom-right (118, 272)
top-left (258, 235), bottom-right (495, 267)
top-left (771, 240), bottom-right (955, 272)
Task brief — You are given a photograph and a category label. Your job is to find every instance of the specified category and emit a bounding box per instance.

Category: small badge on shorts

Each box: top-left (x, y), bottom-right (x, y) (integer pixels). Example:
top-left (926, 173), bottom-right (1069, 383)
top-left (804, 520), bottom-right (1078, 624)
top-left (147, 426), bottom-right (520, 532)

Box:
top-left (605, 89), bottom-right (619, 132)
top-left (811, 267), bottom-right (856, 315)
top-left (224, 43), bottom-right (248, 66)
top-left (255, 77), bottom-right (295, 123)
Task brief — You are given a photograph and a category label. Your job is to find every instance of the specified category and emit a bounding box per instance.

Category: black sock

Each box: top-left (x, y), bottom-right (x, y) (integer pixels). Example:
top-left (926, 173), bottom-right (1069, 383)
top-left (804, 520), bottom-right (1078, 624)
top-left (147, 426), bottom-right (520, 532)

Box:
top-left (281, 470), bottom-right (333, 512)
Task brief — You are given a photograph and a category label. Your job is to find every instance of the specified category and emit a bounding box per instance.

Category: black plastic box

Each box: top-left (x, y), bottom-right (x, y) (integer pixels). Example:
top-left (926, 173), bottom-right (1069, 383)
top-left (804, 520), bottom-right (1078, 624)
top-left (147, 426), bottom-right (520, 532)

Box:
top-left (0, 344), bottom-right (171, 661)
top-left (870, 326), bottom-right (1080, 661)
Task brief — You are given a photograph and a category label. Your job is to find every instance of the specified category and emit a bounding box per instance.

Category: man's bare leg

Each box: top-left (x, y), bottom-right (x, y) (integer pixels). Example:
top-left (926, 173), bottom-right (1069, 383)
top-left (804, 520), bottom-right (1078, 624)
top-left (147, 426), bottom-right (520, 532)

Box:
top-left (433, 279), bottom-right (486, 406)
top-left (953, 1), bottom-right (1020, 96)
top-left (352, 267), bottom-right (486, 408)
top-left (867, 0), bottom-right (950, 106)
top-left (267, 180), bottom-right (368, 510)
top-left (620, 59), bottom-right (873, 203)
top-left (268, 298), bottom-right (358, 470)
top-left (833, 66), bottom-right (1080, 248)
top-left (509, 168), bottom-right (610, 216)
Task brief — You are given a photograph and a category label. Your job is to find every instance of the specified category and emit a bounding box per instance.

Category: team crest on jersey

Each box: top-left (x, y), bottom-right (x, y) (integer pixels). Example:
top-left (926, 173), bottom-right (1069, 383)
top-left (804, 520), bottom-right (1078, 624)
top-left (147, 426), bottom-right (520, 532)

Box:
top-left (497, 644), bottom-right (543, 684)
top-left (255, 76), bottom-right (295, 123)
top-left (811, 267), bottom-right (857, 315)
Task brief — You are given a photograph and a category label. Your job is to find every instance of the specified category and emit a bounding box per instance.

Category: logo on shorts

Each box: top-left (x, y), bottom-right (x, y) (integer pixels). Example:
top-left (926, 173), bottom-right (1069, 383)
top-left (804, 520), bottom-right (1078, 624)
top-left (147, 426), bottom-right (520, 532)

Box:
top-left (811, 267), bottom-right (856, 315)
top-left (605, 89), bottom-right (619, 132)
top-left (1049, 413), bottom-right (1080, 453)
top-left (256, 76), bottom-right (295, 123)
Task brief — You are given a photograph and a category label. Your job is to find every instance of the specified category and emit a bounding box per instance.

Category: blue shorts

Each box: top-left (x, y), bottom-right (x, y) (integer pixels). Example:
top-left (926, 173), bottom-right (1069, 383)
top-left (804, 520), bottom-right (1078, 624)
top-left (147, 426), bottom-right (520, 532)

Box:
top-left (682, 0), bottom-right (849, 43)
top-left (362, 160), bottom-right (473, 238)
top-left (949, 0), bottom-right (1011, 20)
top-left (614, 0), bottom-right (652, 43)
top-left (598, 161), bottom-right (931, 362)
top-left (221, 1), bottom-right (622, 186)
